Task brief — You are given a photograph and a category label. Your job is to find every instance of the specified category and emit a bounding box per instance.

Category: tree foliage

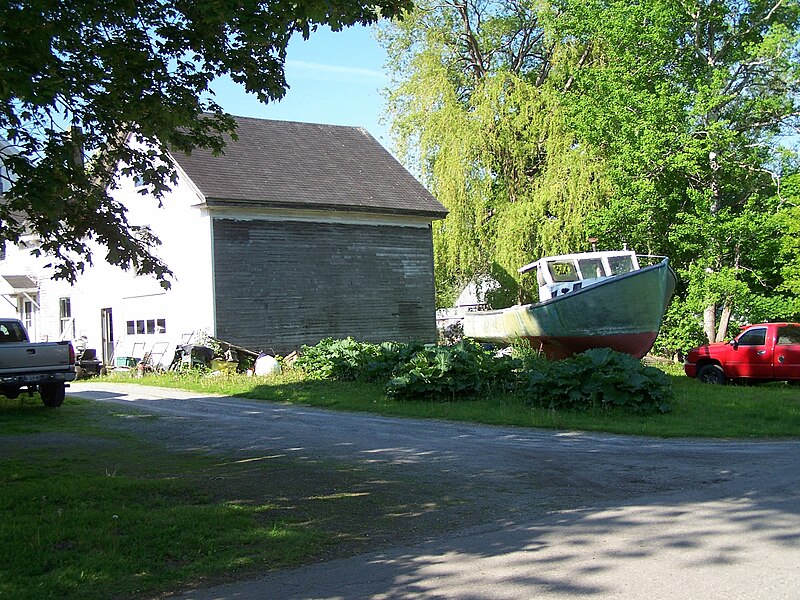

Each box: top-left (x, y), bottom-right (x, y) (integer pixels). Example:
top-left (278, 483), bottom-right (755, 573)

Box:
top-left (0, 0), bottom-right (411, 284)
top-left (381, 0), bottom-right (800, 350)
top-left (380, 0), bottom-right (610, 304)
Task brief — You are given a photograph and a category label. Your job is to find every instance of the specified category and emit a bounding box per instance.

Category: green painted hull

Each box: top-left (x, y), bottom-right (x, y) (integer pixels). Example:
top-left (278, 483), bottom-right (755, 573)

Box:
top-left (463, 259), bottom-right (677, 359)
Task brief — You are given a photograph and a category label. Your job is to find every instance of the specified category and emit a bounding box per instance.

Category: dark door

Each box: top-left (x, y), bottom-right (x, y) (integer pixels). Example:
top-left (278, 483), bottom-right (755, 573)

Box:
top-left (100, 308), bottom-right (114, 366)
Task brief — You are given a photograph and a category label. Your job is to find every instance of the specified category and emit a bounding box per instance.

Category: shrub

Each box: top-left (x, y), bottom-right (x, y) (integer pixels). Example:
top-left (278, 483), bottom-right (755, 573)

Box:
top-left (294, 338), bottom-right (423, 382)
top-left (386, 339), bottom-right (519, 401)
top-left (521, 348), bottom-right (672, 413)
top-left (296, 338), bottom-right (672, 413)
top-left (294, 338), bottom-right (370, 380)
top-left (363, 341), bottom-right (425, 381)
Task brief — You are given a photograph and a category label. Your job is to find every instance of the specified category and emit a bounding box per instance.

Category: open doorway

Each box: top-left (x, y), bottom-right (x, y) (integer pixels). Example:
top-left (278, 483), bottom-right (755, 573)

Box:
top-left (100, 308), bottom-right (114, 366)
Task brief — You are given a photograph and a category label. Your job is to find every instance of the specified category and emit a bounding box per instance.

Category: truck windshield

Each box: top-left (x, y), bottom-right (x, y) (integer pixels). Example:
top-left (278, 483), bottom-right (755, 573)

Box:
top-left (0, 321), bottom-right (27, 343)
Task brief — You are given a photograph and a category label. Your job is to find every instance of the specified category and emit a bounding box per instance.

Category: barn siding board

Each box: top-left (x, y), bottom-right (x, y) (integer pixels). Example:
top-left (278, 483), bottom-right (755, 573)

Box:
top-left (212, 218), bottom-right (437, 354)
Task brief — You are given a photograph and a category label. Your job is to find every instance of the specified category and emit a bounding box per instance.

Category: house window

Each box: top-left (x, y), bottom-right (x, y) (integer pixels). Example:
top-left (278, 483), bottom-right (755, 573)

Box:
top-left (0, 242), bottom-right (5, 261)
top-left (127, 317), bottom-right (167, 335)
top-left (59, 297), bottom-right (75, 339)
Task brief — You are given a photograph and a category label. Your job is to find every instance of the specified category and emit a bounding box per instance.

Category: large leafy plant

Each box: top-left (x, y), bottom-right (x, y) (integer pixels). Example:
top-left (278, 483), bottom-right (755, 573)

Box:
top-left (385, 339), bottom-right (512, 401)
top-left (522, 348), bottom-right (672, 413)
top-left (296, 337), bottom-right (672, 412)
top-left (294, 338), bottom-right (422, 382)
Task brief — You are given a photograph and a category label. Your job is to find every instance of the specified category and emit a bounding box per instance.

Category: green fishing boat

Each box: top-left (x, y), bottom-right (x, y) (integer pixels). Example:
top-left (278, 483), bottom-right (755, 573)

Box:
top-left (462, 250), bottom-right (677, 359)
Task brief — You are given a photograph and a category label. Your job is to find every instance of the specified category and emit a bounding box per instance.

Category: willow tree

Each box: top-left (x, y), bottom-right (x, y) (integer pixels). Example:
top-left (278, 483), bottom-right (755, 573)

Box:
top-left (379, 0), bottom-right (610, 306)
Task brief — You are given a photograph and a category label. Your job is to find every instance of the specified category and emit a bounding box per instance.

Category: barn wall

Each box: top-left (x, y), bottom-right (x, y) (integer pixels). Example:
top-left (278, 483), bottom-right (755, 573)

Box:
top-left (212, 218), bottom-right (437, 354)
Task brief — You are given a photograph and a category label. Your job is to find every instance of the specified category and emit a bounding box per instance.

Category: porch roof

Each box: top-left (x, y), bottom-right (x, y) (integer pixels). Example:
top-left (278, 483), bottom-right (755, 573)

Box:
top-left (0, 275), bottom-right (38, 293)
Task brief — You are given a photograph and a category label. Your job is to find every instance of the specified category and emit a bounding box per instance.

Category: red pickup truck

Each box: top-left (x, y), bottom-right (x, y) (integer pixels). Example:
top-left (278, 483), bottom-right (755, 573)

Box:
top-left (684, 322), bottom-right (800, 384)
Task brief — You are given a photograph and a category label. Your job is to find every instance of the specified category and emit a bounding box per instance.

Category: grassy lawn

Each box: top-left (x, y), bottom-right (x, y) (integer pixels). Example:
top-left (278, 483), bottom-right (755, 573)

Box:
top-left (0, 394), bottom-right (474, 600)
top-left (3, 364), bottom-right (798, 599)
top-left (104, 365), bottom-right (800, 439)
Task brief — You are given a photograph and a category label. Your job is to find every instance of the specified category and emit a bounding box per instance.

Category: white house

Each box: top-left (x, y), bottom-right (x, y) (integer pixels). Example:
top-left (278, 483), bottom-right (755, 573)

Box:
top-left (0, 117), bottom-right (448, 368)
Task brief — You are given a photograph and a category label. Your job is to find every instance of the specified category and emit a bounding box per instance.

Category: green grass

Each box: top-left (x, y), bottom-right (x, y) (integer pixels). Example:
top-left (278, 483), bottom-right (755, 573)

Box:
top-left (102, 367), bottom-right (800, 438)
top-left (0, 398), bottom-right (326, 600)
top-left (0, 395), bottom-right (473, 600)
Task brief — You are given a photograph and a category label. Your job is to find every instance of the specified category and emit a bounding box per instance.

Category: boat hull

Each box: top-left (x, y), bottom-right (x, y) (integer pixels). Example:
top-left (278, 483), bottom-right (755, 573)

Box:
top-left (462, 259), bottom-right (677, 360)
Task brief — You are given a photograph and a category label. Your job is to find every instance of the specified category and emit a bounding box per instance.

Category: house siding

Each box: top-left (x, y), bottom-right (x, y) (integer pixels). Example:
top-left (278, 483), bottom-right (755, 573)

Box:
top-left (212, 218), bottom-right (437, 354)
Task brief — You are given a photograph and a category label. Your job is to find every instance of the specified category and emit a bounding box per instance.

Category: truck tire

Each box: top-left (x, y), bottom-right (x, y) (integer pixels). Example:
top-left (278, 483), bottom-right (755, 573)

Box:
top-left (39, 383), bottom-right (66, 407)
top-left (697, 364), bottom-right (726, 385)
top-left (1, 387), bottom-right (21, 399)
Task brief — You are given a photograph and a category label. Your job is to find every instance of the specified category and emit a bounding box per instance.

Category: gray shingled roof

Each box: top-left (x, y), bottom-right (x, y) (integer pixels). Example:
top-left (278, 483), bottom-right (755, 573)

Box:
top-left (171, 116), bottom-right (448, 219)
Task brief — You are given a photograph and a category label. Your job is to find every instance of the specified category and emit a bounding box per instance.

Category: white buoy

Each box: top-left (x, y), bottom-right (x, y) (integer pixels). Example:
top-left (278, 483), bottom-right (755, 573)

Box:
top-left (254, 354), bottom-right (282, 376)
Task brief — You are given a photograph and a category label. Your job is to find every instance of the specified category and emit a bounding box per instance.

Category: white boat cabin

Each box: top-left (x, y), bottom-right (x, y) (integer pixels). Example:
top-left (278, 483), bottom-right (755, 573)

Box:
top-left (519, 251), bottom-right (641, 302)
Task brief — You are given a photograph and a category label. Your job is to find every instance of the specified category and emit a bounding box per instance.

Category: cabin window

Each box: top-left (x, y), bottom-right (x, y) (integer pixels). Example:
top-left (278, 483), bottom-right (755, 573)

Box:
top-left (548, 261), bottom-right (578, 282)
top-left (127, 321), bottom-right (135, 335)
top-left (737, 328), bottom-right (766, 346)
top-left (156, 318), bottom-right (166, 334)
top-left (578, 259), bottom-right (605, 280)
top-left (608, 256), bottom-right (635, 275)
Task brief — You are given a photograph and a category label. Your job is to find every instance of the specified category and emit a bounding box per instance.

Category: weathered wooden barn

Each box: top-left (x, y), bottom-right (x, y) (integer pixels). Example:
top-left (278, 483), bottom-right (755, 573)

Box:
top-left (176, 117), bottom-right (448, 354)
top-left (0, 117), bottom-right (448, 363)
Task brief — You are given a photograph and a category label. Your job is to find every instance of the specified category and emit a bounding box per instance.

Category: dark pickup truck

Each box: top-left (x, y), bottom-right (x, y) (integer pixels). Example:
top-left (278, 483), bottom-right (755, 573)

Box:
top-left (0, 318), bottom-right (76, 406)
top-left (684, 322), bottom-right (800, 385)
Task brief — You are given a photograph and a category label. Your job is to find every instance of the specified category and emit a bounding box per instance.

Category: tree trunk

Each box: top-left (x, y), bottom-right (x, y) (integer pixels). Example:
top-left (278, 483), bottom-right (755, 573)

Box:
top-left (703, 303), bottom-right (717, 343)
top-left (716, 303), bottom-right (732, 342)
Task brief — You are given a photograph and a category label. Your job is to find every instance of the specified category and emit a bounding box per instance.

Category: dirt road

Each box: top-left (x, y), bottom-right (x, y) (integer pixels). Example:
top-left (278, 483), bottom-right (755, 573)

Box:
top-left (69, 382), bottom-right (800, 599)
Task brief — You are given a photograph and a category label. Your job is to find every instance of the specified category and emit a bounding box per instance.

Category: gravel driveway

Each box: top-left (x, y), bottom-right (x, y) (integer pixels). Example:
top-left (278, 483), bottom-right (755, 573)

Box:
top-left (69, 382), bottom-right (800, 599)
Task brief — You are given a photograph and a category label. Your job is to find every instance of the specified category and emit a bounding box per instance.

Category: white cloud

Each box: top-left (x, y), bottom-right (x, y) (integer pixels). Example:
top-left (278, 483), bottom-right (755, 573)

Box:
top-left (286, 60), bottom-right (388, 83)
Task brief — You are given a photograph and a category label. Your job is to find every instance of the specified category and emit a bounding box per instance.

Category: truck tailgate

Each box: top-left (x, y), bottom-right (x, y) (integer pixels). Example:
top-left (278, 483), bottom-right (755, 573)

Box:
top-left (0, 342), bottom-right (73, 374)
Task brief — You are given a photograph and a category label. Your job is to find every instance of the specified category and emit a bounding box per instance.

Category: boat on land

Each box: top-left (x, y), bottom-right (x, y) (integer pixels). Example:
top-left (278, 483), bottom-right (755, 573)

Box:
top-left (462, 250), bottom-right (677, 360)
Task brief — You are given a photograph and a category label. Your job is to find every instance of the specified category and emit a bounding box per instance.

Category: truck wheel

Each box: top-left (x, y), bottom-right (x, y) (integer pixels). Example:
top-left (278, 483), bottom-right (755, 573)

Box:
top-left (1, 387), bottom-right (20, 399)
top-left (697, 364), bottom-right (726, 385)
top-left (39, 383), bottom-right (66, 407)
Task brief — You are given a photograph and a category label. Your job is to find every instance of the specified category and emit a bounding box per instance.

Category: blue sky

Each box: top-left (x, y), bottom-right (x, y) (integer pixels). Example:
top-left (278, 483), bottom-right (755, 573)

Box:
top-left (211, 25), bottom-right (393, 150)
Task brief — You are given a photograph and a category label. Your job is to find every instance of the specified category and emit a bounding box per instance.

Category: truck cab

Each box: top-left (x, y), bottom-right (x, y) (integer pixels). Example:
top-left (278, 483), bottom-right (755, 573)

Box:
top-left (684, 323), bottom-right (800, 384)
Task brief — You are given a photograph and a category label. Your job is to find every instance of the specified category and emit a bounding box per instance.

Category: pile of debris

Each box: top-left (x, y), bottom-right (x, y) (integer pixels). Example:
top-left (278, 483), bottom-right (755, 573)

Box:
top-left (168, 336), bottom-right (287, 376)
